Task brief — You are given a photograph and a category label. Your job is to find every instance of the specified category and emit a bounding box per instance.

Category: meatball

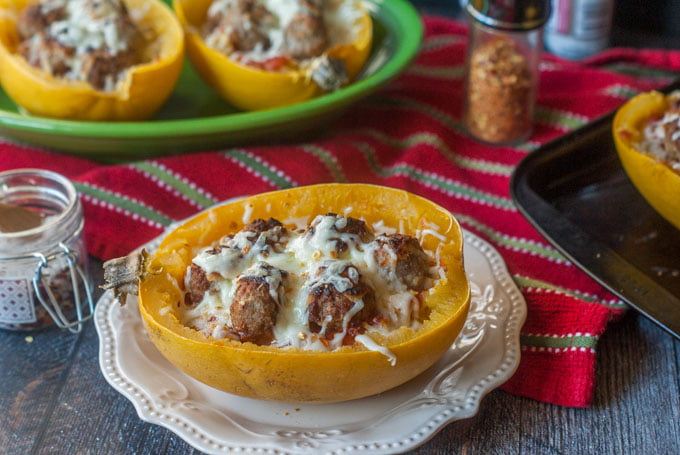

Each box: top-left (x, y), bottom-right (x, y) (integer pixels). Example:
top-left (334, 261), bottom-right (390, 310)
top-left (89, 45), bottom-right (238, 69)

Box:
top-left (226, 218), bottom-right (288, 255)
top-left (18, 34), bottom-right (74, 77)
top-left (204, 0), bottom-right (274, 53)
top-left (78, 47), bottom-right (138, 90)
top-left (16, 3), bottom-right (65, 39)
top-left (307, 262), bottom-right (376, 339)
top-left (304, 213), bottom-right (374, 256)
top-left (370, 234), bottom-right (430, 291)
top-left (186, 264), bottom-right (211, 305)
top-left (187, 245), bottom-right (244, 300)
top-left (283, 0), bottom-right (328, 60)
top-left (17, 0), bottom-right (140, 90)
top-left (230, 262), bottom-right (285, 345)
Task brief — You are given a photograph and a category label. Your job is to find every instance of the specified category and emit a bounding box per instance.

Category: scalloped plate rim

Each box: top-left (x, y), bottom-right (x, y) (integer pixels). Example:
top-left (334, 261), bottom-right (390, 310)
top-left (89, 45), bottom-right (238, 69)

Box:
top-left (95, 228), bottom-right (526, 455)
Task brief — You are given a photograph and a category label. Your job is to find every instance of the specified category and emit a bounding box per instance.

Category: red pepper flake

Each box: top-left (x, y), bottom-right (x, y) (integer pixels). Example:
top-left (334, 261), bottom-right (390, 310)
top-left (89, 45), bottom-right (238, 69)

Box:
top-left (618, 128), bottom-right (634, 142)
top-left (465, 38), bottom-right (532, 144)
top-left (243, 56), bottom-right (294, 72)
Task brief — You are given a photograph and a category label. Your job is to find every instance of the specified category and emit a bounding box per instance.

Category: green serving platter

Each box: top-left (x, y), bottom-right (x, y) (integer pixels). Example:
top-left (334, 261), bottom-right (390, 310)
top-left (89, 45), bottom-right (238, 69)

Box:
top-left (0, 0), bottom-right (423, 159)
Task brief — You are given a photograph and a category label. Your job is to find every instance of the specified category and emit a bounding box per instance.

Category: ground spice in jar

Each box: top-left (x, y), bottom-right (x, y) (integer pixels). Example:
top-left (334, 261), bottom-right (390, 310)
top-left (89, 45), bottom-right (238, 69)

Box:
top-left (464, 37), bottom-right (533, 144)
top-left (0, 169), bottom-right (93, 332)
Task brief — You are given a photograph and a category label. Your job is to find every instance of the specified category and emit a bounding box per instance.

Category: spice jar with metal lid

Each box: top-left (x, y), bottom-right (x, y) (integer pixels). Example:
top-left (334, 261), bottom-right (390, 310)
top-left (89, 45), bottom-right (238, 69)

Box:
top-left (0, 169), bottom-right (94, 332)
top-left (462, 0), bottom-right (550, 145)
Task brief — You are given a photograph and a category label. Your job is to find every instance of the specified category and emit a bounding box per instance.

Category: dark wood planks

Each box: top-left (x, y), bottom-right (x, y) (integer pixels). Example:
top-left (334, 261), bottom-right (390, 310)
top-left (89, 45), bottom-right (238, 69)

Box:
top-left (409, 313), bottom-right (680, 455)
top-left (0, 324), bottom-right (83, 454)
top-left (0, 260), bottom-right (679, 454)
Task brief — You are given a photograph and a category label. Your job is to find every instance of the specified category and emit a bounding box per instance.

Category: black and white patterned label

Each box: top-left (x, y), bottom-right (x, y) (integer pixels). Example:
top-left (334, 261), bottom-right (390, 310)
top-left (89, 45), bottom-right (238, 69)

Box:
top-left (0, 278), bottom-right (36, 324)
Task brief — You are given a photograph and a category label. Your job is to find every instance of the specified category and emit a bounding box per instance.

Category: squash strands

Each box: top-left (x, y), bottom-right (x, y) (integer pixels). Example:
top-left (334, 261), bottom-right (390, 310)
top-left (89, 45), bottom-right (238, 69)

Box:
top-left (613, 91), bottom-right (680, 230)
top-left (173, 0), bottom-right (372, 111)
top-left (138, 184), bottom-right (471, 403)
top-left (0, 0), bottom-right (184, 120)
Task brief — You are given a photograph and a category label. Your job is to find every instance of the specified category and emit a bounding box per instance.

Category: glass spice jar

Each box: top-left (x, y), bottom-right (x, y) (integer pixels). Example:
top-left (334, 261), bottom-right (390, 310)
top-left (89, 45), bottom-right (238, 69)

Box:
top-left (0, 169), bottom-right (94, 332)
top-left (462, 0), bottom-right (550, 145)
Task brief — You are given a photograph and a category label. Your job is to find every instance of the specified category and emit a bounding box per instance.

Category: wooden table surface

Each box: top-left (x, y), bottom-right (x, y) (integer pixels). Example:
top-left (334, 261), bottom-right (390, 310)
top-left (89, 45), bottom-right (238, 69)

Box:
top-left (1, 259), bottom-right (679, 454)
top-left (1, 2), bottom-right (680, 454)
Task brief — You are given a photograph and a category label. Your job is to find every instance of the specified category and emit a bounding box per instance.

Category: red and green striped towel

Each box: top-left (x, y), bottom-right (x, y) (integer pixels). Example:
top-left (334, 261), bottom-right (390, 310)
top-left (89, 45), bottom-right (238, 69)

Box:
top-left (2, 17), bottom-right (679, 407)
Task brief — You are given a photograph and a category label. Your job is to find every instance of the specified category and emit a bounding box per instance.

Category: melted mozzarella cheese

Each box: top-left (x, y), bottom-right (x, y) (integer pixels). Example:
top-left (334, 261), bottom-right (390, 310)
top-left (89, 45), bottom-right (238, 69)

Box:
top-left (242, 202), bottom-right (254, 224)
top-left (192, 246), bottom-right (242, 279)
top-left (245, 261), bottom-right (285, 302)
top-left (289, 214), bottom-right (365, 263)
top-left (371, 220), bottom-right (397, 235)
top-left (355, 334), bottom-right (396, 366)
top-left (29, 0), bottom-right (137, 90)
top-left (49, 0), bottom-right (130, 56)
top-left (180, 213), bottom-right (442, 363)
top-left (637, 102), bottom-right (680, 170)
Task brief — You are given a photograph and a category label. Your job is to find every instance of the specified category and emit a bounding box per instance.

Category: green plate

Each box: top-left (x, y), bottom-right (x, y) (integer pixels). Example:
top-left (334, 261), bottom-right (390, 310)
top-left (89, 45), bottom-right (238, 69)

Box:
top-left (0, 0), bottom-right (422, 160)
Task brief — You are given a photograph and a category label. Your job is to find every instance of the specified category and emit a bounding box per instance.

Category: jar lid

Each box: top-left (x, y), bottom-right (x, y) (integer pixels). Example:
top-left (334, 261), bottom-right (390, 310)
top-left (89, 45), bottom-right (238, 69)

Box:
top-left (464, 0), bottom-right (551, 31)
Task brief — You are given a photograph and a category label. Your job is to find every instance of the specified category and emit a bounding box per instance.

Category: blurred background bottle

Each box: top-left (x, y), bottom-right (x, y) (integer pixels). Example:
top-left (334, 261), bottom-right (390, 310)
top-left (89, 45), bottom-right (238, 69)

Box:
top-left (544, 0), bottom-right (614, 59)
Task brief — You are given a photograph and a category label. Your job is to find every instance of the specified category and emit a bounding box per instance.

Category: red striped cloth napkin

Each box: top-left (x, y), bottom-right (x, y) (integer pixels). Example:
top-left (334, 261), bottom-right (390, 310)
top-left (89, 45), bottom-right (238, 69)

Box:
top-left (2, 17), bottom-right (679, 407)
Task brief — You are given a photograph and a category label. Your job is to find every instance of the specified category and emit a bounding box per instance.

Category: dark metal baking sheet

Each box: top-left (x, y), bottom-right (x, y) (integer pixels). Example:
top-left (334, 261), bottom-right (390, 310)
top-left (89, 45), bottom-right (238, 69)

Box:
top-left (510, 81), bottom-right (680, 340)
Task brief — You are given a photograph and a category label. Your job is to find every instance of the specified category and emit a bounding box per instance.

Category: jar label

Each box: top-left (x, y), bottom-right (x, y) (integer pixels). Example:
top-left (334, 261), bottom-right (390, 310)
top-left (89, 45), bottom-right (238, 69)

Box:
top-left (0, 278), bottom-right (36, 324)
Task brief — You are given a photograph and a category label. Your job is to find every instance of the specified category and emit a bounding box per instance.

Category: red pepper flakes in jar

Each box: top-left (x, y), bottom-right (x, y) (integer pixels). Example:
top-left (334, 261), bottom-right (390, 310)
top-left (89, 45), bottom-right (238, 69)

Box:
top-left (465, 37), bottom-right (532, 144)
top-left (462, 0), bottom-right (550, 146)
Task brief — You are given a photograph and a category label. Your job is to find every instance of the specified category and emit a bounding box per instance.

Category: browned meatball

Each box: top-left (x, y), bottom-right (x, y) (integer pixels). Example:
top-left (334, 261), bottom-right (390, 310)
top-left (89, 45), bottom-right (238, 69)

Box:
top-left (371, 234), bottom-right (430, 291)
top-left (186, 264), bottom-right (211, 305)
top-left (227, 218), bottom-right (288, 255)
top-left (307, 262), bottom-right (376, 340)
top-left (16, 3), bottom-right (65, 39)
top-left (304, 213), bottom-right (374, 255)
top-left (229, 263), bottom-right (285, 345)
top-left (185, 245), bottom-right (243, 304)
top-left (335, 215), bottom-right (373, 241)
top-left (17, 0), bottom-right (141, 90)
top-left (79, 47), bottom-right (138, 90)
top-left (229, 22), bottom-right (270, 52)
top-left (283, 5), bottom-right (328, 60)
top-left (18, 34), bottom-right (74, 77)
top-left (205, 0), bottom-right (274, 52)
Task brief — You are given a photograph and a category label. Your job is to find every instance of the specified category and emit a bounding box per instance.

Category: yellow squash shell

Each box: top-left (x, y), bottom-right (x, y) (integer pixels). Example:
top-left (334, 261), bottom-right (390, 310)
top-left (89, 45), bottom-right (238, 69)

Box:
top-left (173, 0), bottom-right (372, 111)
top-left (0, 0), bottom-right (184, 120)
top-left (138, 183), bottom-right (470, 403)
top-left (613, 91), bottom-right (680, 230)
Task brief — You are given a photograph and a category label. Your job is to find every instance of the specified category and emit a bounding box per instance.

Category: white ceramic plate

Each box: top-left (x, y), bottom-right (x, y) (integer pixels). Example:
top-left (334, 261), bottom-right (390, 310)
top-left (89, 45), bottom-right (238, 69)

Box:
top-left (95, 229), bottom-right (526, 454)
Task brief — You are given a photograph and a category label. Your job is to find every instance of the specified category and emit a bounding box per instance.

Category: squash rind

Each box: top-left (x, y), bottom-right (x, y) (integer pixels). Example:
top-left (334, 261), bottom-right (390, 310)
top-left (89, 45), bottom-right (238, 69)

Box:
top-left (172, 0), bottom-right (373, 111)
top-left (0, 0), bottom-right (184, 120)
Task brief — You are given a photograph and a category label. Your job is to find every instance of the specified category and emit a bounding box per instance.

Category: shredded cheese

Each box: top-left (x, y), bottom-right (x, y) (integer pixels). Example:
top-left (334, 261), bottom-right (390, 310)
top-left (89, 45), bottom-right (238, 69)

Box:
top-left (179, 212), bottom-right (445, 360)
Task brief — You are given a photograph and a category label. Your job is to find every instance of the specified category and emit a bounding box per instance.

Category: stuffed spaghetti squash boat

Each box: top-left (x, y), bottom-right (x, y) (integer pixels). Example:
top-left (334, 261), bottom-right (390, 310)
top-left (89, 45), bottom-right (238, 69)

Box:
top-left (613, 90), bottom-right (680, 230)
top-left (112, 184), bottom-right (470, 403)
top-left (0, 0), bottom-right (184, 120)
top-left (173, 0), bottom-right (373, 111)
